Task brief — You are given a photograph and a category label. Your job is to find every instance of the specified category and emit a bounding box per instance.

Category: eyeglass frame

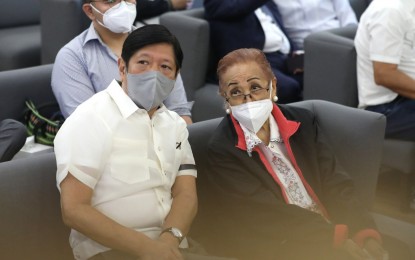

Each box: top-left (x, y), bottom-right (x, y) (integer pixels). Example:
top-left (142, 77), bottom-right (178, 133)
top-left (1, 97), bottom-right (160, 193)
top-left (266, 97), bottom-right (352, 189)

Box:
top-left (89, 0), bottom-right (136, 7)
top-left (224, 86), bottom-right (270, 102)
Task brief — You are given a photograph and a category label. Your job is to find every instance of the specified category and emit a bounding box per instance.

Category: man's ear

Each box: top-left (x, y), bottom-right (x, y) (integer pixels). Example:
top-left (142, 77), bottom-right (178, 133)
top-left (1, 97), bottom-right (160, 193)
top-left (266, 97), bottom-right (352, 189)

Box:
top-left (174, 69), bottom-right (180, 79)
top-left (118, 58), bottom-right (127, 80)
top-left (82, 3), bottom-right (95, 21)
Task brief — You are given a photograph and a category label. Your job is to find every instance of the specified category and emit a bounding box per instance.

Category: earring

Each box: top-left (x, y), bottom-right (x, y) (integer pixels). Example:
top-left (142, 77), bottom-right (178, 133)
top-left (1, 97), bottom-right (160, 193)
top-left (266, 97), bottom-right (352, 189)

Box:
top-left (226, 108), bottom-right (231, 114)
top-left (273, 96), bottom-right (278, 102)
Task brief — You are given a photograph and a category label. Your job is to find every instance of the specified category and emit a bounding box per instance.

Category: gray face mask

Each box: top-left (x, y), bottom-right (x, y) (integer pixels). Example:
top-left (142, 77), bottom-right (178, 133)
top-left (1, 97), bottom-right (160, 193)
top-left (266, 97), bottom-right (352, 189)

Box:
top-left (126, 71), bottom-right (176, 111)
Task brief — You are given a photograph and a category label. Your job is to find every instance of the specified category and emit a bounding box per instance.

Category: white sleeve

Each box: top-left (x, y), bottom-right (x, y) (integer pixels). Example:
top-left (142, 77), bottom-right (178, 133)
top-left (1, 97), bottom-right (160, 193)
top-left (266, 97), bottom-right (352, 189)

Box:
top-left (54, 107), bottom-right (112, 191)
top-left (367, 8), bottom-right (405, 64)
top-left (177, 124), bottom-right (197, 178)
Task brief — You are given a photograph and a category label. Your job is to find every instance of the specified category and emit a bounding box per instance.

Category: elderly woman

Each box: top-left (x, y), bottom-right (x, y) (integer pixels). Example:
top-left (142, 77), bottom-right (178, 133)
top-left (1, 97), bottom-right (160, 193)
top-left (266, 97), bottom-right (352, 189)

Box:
top-left (204, 48), bottom-right (392, 260)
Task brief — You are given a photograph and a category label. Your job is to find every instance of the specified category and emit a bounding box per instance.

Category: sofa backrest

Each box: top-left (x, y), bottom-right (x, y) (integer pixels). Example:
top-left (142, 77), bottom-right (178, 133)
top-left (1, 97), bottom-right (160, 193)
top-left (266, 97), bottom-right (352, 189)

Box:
top-left (41, 0), bottom-right (90, 64)
top-left (0, 64), bottom-right (56, 122)
top-left (0, 0), bottom-right (41, 28)
top-left (160, 8), bottom-right (211, 101)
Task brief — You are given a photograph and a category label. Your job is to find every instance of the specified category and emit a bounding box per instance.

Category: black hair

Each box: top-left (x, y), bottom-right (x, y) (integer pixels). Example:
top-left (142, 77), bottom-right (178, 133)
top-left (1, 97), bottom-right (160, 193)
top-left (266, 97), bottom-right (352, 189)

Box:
top-left (121, 24), bottom-right (183, 76)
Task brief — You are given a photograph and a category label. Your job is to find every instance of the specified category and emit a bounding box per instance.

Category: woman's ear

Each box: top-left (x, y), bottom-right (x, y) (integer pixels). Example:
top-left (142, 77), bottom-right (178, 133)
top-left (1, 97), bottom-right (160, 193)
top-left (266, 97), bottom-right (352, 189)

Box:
top-left (272, 77), bottom-right (277, 97)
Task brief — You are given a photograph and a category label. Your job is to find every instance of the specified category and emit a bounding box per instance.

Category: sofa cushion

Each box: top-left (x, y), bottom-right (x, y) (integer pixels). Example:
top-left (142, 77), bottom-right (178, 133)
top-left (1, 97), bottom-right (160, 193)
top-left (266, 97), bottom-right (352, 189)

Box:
top-left (0, 25), bottom-right (41, 71)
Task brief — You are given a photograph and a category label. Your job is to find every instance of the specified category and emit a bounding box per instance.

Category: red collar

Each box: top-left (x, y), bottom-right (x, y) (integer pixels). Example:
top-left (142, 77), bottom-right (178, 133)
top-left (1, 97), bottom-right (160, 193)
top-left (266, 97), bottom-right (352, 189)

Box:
top-left (231, 104), bottom-right (300, 150)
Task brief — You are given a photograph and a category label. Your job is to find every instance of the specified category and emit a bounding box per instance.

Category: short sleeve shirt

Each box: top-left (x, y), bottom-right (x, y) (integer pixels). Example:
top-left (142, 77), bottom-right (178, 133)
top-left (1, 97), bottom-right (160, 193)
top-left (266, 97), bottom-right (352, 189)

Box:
top-left (54, 80), bottom-right (196, 260)
top-left (355, 0), bottom-right (415, 108)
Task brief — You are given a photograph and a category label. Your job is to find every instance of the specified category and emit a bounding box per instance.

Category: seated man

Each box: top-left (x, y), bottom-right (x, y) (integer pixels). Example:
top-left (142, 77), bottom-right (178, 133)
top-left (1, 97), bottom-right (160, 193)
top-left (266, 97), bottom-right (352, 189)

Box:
top-left (273, 0), bottom-right (357, 50)
top-left (52, 0), bottom-right (193, 124)
top-left (355, 0), bottom-right (415, 141)
top-left (0, 119), bottom-right (26, 162)
top-left (54, 25), bottom-right (198, 260)
top-left (355, 0), bottom-right (415, 207)
top-left (204, 0), bottom-right (303, 104)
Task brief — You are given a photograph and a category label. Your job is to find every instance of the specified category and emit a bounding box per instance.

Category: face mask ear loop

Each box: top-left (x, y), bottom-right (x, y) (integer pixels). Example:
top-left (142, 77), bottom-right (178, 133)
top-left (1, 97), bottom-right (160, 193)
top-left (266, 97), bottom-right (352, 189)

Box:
top-left (269, 81), bottom-right (273, 99)
top-left (90, 3), bottom-right (108, 29)
top-left (90, 3), bottom-right (104, 15)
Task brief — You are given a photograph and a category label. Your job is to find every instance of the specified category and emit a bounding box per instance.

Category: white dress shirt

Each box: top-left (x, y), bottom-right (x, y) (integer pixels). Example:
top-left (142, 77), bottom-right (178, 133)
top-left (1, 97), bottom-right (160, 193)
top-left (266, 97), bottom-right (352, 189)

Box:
top-left (54, 80), bottom-right (197, 260)
top-left (355, 0), bottom-right (415, 108)
top-left (273, 0), bottom-right (357, 49)
top-left (255, 7), bottom-right (291, 54)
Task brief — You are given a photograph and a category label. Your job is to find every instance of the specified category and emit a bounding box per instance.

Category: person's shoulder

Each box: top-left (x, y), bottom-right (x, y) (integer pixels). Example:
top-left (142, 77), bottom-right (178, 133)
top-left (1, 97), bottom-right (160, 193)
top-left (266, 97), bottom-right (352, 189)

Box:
top-left (55, 27), bottom-right (91, 63)
top-left (162, 108), bottom-right (188, 127)
top-left (365, 0), bottom-right (407, 20)
top-left (278, 104), bottom-right (313, 120)
top-left (209, 116), bottom-right (234, 145)
top-left (71, 90), bottom-right (114, 119)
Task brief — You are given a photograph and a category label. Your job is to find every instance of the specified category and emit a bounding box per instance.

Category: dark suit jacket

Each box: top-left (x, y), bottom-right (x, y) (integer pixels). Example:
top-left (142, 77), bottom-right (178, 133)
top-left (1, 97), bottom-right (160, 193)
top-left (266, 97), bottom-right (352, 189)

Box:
top-left (204, 0), bottom-right (295, 60)
top-left (136, 0), bottom-right (171, 20)
top-left (204, 104), bottom-right (379, 260)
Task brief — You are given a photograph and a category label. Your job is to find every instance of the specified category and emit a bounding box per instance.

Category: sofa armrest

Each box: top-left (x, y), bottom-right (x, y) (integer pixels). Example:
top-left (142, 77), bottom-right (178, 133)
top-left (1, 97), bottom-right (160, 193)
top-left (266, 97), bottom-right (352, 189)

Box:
top-left (0, 153), bottom-right (72, 259)
top-left (0, 64), bottom-right (56, 121)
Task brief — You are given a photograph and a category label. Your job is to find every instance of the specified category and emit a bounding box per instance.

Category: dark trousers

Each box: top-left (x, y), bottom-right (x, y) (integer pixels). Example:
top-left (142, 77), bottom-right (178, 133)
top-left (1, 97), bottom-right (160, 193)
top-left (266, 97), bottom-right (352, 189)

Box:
top-left (265, 52), bottom-right (303, 104)
top-left (366, 96), bottom-right (415, 141)
top-left (0, 119), bottom-right (26, 162)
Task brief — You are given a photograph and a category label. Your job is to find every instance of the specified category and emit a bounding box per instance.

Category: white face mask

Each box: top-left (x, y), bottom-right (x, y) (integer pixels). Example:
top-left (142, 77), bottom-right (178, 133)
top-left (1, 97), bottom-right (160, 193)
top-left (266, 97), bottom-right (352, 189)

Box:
top-left (231, 99), bottom-right (274, 133)
top-left (90, 1), bottom-right (136, 33)
top-left (230, 82), bottom-right (274, 133)
top-left (127, 71), bottom-right (175, 111)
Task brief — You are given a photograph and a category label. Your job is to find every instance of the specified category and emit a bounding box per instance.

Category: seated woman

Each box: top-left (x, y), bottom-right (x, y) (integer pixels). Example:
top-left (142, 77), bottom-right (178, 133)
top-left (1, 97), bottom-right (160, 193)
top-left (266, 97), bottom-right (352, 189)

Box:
top-left (205, 48), bottom-right (404, 260)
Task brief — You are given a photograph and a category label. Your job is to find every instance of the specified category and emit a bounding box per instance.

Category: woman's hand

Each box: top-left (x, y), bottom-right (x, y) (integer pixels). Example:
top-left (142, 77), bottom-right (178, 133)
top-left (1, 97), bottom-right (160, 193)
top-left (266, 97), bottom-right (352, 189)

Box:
top-left (341, 238), bottom-right (388, 260)
top-left (363, 238), bottom-right (388, 260)
top-left (341, 239), bottom-right (372, 260)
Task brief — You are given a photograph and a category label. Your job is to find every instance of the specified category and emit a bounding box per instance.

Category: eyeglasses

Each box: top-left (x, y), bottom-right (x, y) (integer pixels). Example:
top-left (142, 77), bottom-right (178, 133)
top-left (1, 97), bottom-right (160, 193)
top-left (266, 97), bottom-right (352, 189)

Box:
top-left (225, 86), bottom-right (270, 102)
top-left (90, 0), bottom-right (135, 8)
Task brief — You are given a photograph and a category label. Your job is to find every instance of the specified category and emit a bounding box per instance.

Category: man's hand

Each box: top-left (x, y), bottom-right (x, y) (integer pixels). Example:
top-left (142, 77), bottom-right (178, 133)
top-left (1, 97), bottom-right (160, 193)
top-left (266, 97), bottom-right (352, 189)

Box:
top-left (139, 239), bottom-right (183, 260)
top-left (170, 0), bottom-right (188, 10)
top-left (158, 231), bottom-right (181, 248)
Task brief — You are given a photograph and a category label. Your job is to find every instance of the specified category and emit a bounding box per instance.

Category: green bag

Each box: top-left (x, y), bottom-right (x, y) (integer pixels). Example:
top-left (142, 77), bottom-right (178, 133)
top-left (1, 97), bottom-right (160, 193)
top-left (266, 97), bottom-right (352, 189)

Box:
top-left (24, 100), bottom-right (65, 146)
